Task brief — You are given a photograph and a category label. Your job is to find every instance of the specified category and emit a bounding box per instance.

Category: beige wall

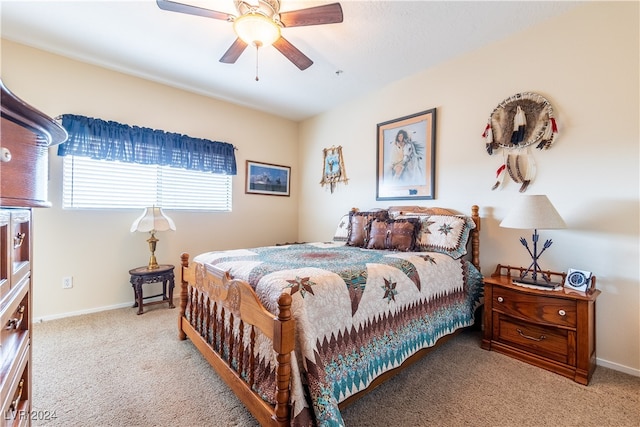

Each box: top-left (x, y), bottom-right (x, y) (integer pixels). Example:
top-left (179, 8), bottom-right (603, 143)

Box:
top-left (1, 1), bottom-right (637, 376)
top-left (298, 2), bottom-right (639, 374)
top-left (0, 40), bottom-right (300, 320)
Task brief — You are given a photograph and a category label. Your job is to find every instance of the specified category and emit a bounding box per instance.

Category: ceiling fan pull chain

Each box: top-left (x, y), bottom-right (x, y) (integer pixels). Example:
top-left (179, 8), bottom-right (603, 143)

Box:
top-left (255, 42), bottom-right (261, 81)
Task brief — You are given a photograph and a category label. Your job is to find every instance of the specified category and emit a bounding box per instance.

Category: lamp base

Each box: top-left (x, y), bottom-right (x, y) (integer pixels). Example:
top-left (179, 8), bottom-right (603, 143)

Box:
top-left (147, 256), bottom-right (159, 270)
top-left (514, 229), bottom-right (560, 288)
top-left (147, 233), bottom-right (159, 270)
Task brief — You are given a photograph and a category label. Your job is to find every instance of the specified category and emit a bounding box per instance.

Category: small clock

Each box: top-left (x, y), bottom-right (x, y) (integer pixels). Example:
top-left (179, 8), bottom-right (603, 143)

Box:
top-left (565, 268), bottom-right (592, 291)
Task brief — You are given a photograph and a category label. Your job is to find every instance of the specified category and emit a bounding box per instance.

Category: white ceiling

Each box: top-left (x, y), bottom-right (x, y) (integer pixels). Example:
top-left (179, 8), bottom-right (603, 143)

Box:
top-left (0, 0), bottom-right (581, 121)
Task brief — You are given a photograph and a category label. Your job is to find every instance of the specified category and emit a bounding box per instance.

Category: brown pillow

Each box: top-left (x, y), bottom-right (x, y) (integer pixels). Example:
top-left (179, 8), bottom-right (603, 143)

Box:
top-left (365, 219), bottom-right (390, 249)
top-left (346, 210), bottom-right (389, 247)
top-left (366, 218), bottom-right (419, 251)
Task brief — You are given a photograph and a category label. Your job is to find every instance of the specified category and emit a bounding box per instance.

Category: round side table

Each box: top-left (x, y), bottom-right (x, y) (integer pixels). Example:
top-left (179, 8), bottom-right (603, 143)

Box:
top-left (128, 264), bottom-right (175, 315)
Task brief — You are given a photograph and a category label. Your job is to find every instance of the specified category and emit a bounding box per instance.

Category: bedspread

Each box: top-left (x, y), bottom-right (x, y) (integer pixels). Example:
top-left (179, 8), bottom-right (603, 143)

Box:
top-left (193, 242), bottom-right (483, 426)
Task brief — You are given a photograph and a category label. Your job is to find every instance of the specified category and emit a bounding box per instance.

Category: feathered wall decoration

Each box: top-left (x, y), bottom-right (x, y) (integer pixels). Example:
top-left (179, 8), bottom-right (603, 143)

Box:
top-left (482, 92), bottom-right (558, 192)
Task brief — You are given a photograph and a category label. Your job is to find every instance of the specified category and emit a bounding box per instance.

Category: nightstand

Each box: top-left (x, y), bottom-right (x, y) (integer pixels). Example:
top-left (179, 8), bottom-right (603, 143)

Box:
top-left (481, 265), bottom-right (600, 385)
top-left (129, 264), bottom-right (175, 315)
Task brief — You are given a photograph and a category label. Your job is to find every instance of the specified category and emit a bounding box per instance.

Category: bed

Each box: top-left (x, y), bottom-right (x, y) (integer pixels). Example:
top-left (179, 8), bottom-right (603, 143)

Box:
top-left (178, 205), bottom-right (482, 426)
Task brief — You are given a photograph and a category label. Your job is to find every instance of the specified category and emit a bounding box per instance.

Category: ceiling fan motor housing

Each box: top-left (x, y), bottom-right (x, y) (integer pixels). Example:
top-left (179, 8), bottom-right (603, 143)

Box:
top-left (235, 0), bottom-right (281, 21)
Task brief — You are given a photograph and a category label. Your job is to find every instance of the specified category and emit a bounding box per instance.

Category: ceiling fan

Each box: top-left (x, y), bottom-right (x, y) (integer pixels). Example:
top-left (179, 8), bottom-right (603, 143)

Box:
top-left (156, 0), bottom-right (343, 71)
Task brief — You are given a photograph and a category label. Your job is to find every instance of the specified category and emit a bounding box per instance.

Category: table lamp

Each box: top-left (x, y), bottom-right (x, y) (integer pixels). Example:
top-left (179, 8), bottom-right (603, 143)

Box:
top-left (131, 207), bottom-right (176, 269)
top-left (500, 195), bottom-right (566, 287)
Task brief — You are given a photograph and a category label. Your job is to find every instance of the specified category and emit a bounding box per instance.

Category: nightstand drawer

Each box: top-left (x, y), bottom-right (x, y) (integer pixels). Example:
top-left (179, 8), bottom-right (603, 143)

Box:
top-left (494, 313), bottom-right (571, 364)
top-left (492, 286), bottom-right (577, 328)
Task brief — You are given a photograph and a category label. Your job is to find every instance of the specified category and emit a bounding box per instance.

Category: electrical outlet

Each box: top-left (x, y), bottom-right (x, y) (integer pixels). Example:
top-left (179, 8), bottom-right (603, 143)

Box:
top-left (62, 276), bottom-right (73, 289)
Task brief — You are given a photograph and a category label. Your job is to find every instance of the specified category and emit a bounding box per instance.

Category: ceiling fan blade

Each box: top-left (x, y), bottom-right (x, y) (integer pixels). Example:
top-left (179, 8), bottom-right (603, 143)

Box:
top-left (220, 38), bottom-right (249, 64)
top-left (273, 37), bottom-right (313, 70)
top-left (156, 0), bottom-right (233, 21)
top-left (279, 3), bottom-right (343, 27)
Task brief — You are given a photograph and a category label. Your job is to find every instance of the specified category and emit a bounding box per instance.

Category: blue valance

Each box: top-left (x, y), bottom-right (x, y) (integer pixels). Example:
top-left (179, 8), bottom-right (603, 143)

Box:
top-left (57, 114), bottom-right (237, 175)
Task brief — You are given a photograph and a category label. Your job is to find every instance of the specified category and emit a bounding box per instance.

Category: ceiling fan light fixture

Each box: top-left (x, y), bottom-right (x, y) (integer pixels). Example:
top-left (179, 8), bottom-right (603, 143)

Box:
top-left (157, 0), bottom-right (343, 71)
top-left (233, 13), bottom-right (281, 47)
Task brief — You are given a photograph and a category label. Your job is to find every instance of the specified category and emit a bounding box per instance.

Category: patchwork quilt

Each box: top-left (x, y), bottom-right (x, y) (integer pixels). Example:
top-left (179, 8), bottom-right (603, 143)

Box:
top-left (193, 242), bottom-right (483, 426)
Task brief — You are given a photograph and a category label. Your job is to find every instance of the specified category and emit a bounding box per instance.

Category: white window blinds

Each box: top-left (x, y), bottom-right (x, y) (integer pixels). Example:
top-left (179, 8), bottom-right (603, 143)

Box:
top-left (62, 156), bottom-right (232, 211)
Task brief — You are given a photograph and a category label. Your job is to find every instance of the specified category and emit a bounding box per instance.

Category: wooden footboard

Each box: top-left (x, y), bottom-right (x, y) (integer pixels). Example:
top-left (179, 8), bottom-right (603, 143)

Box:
top-left (178, 253), bottom-right (294, 426)
top-left (178, 205), bottom-right (481, 426)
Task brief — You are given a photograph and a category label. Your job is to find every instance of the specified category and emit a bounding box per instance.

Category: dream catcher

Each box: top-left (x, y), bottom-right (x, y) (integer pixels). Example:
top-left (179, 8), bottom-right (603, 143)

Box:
top-left (482, 92), bottom-right (558, 192)
top-left (320, 145), bottom-right (348, 193)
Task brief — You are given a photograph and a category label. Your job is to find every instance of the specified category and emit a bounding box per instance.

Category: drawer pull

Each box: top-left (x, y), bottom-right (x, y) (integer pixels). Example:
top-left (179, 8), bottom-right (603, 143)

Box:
top-left (497, 296), bottom-right (504, 303)
top-left (6, 305), bottom-right (25, 330)
top-left (517, 328), bottom-right (546, 342)
top-left (558, 309), bottom-right (566, 316)
top-left (9, 378), bottom-right (25, 413)
top-left (1, 146), bottom-right (11, 162)
top-left (14, 232), bottom-right (26, 249)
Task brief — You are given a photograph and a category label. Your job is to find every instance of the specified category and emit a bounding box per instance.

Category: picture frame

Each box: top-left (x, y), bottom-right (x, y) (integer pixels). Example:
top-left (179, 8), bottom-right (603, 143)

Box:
top-left (245, 160), bottom-right (291, 196)
top-left (376, 108), bottom-right (436, 200)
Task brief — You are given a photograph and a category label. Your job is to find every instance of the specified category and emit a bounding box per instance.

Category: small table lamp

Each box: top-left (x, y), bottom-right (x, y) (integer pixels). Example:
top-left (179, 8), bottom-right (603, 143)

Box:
top-left (131, 207), bottom-right (176, 270)
top-left (500, 195), bottom-right (566, 287)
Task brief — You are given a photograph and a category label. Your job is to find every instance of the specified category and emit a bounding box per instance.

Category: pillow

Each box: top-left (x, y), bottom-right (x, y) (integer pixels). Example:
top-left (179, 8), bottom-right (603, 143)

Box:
top-left (401, 214), bottom-right (476, 259)
top-left (332, 213), bottom-right (351, 242)
top-left (346, 210), bottom-right (389, 247)
top-left (366, 218), bottom-right (419, 252)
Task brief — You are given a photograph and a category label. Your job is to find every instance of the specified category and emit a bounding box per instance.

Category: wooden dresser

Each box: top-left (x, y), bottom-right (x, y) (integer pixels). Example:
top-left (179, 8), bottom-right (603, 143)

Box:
top-left (1, 79), bottom-right (67, 426)
top-left (481, 265), bottom-right (600, 385)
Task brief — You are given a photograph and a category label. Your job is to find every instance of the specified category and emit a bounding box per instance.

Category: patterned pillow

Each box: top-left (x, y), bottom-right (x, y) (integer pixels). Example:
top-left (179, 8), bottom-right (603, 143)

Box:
top-left (346, 210), bottom-right (389, 247)
top-left (332, 213), bottom-right (351, 242)
top-left (400, 214), bottom-right (476, 259)
top-left (366, 218), bottom-right (419, 251)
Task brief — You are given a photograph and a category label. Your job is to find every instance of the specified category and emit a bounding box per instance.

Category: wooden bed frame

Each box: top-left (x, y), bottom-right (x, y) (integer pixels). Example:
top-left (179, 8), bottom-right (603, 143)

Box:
top-left (178, 205), bottom-right (481, 426)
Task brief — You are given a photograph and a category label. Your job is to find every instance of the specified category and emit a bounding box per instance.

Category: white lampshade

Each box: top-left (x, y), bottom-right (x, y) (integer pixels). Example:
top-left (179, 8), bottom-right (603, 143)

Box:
top-left (500, 195), bottom-right (566, 230)
top-left (233, 13), bottom-right (281, 47)
top-left (130, 207), bottom-right (176, 233)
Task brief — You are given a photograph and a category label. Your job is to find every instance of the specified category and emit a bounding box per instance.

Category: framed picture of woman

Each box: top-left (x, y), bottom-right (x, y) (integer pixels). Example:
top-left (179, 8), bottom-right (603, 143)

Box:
top-left (376, 108), bottom-right (436, 200)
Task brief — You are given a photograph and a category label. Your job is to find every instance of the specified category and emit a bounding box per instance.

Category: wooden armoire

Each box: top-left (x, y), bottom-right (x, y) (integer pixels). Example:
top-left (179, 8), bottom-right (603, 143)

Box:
top-left (1, 79), bottom-right (67, 425)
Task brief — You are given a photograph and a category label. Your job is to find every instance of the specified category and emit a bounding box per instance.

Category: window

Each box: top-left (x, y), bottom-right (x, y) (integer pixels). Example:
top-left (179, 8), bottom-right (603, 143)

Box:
top-left (57, 114), bottom-right (237, 211)
top-left (62, 156), bottom-right (232, 210)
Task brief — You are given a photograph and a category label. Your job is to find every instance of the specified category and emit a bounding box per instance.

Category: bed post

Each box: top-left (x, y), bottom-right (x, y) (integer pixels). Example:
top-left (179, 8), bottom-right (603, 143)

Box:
top-left (273, 293), bottom-right (295, 426)
top-left (179, 252), bottom-right (190, 340)
top-left (471, 205), bottom-right (480, 272)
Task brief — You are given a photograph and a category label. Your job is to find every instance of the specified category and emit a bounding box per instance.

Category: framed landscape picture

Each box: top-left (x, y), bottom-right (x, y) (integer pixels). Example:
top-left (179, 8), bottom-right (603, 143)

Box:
top-left (376, 108), bottom-right (436, 200)
top-left (245, 160), bottom-right (291, 196)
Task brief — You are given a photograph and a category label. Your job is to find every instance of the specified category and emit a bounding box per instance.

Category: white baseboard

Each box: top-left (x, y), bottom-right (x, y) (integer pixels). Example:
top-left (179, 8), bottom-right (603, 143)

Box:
top-left (34, 301), bottom-right (133, 323)
top-left (597, 357), bottom-right (640, 377)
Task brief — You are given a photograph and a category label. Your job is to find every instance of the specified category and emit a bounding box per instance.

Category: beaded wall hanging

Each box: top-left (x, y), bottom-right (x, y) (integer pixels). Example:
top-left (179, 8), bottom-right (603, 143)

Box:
top-left (482, 92), bottom-right (558, 192)
top-left (320, 145), bottom-right (348, 193)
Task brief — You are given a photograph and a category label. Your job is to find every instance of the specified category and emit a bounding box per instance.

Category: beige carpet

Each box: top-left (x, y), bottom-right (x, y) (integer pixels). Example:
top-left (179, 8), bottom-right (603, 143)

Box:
top-left (31, 304), bottom-right (639, 427)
